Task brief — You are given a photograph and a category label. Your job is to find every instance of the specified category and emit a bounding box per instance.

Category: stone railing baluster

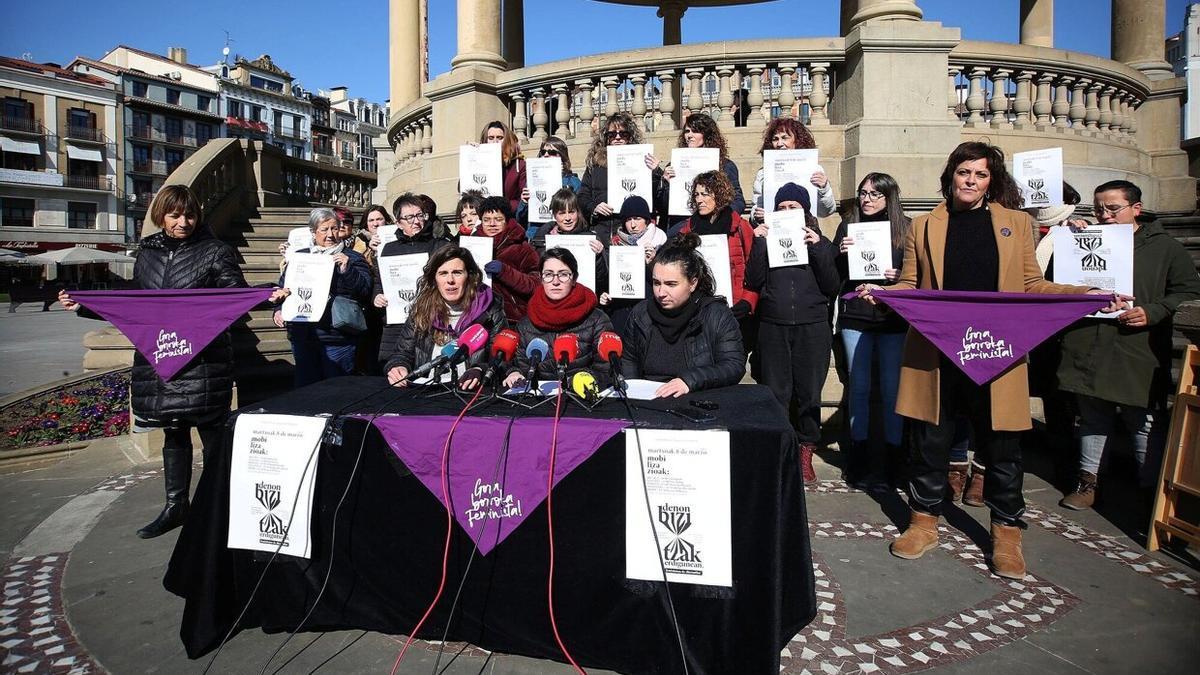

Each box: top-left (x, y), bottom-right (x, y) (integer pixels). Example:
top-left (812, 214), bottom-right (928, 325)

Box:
top-left (511, 91), bottom-right (528, 142)
top-left (989, 68), bottom-right (1011, 129)
top-left (1052, 76), bottom-right (1072, 129)
top-left (965, 67), bottom-right (987, 126)
top-left (809, 62), bottom-right (830, 125)
top-left (657, 70), bottom-right (677, 131)
top-left (630, 73), bottom-right (648, 131)
top-left (1069, 78), bottom-right (1088, 132)
top-left (1012, 70), bottom-right (1032, 127)
top-left (777, 63), bottom-right (797, 119)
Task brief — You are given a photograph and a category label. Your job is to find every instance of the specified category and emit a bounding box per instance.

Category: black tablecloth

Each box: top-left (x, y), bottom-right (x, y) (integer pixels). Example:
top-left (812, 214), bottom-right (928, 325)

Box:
top-left (165, 377), bottom-right (815, 674)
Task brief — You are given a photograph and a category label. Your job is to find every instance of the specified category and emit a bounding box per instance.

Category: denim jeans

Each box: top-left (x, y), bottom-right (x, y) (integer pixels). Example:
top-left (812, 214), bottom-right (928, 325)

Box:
top-left (1076, 394), bottom-right (1166, 487)
top-left (292, 339), bottom-right (357, 388)
top-left (840, 328), bottom-right (905, 446)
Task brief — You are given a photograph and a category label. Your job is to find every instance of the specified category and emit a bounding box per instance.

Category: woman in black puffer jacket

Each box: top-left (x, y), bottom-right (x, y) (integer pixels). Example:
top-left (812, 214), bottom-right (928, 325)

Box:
top-left (621, 233), bottom-right (746, 397)
top-left (60, 186), bottom-right (279, 539)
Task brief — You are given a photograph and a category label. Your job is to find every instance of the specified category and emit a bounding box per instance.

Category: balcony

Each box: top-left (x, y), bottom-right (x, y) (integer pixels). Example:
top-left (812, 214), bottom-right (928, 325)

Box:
top-left (1, 116), bottom-right (44, 135)
top-left (64, 125), bottom-right (107, 143)
top-left (0, 167), bottom-right (63, 187)
top-left (65, 175), bottom-right (113, 191)
top-left (129, 160), bottom-right (168, 176)
top-left (127, 125), bottom-right (154, 141)
top-left (274, 126), bottom-right (305, 140)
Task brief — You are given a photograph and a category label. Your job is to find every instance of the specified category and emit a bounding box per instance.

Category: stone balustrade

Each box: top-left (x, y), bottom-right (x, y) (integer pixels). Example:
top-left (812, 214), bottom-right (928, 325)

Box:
top-left (387, 96), bottom-right (433, 165)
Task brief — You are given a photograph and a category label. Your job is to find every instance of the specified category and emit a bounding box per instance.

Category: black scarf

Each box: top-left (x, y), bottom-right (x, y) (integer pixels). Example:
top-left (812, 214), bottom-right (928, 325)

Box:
top-left (647, 296), bottom-right (701, 344)
top-left (692, 206), bottom-right (732, 237)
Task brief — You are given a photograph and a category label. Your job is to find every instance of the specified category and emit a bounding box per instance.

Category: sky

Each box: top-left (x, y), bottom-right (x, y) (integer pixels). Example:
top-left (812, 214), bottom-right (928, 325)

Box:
top-left (0, 0), bottom-right (1192, 105)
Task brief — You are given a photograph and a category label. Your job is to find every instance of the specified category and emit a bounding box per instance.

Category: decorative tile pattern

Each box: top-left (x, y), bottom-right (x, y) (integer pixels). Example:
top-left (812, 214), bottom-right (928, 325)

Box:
top-left (82, 469), bottom-right (160, 495)
top-left (0, 555), bottom-right (99, 674)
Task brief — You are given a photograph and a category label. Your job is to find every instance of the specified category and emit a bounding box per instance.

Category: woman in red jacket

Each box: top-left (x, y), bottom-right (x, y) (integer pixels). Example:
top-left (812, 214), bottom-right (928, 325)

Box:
top-left (676, 170), bottom-right (758, 320)
top-left (480, 121), bottom-right (526, 216)
top-left (477, 196), bottom-right (540, 321)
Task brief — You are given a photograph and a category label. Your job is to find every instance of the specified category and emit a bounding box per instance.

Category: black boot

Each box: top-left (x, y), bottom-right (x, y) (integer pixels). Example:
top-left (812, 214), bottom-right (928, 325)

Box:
top-left (137, 443), bottom-right (193, 539)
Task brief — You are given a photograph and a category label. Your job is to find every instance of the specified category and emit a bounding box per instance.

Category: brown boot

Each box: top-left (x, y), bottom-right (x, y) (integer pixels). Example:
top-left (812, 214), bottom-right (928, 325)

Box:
top-left (990, 522), bottom-right (1026, 579)
top-left (947, 462), bottom-right (969, 503)
top-left (890, 510), bottom-right (940, 560)
top-left (1059, 471), bottom-right (1097, 511)
top-left (962, 462), bottom-right (985, 507)
top-left (800, 442), bottom-right (818, 486)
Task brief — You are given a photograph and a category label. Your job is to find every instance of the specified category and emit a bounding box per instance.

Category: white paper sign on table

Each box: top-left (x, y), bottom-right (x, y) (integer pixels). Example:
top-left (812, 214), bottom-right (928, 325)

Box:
top-left (603, 378), bottom-right (662, 400)
top-left (763, 149), bottom-right (819, 214)
top-left (228, 414), bottom-right (328, 559)
top-left (765, 210), bottom-right (810, 268)
top-left (378, 252), bottom-right (428, 324)
top-left (1013, 147), bottom-right (1063, 208)
top-left (458, 235), bottom-right (494, 268)
top-left (377, 224), bottom-right (399, 247)
top-left (606, 144), bottom-right (655, 210)
top-left (625, 428), bottom-right (732, 587)
top-left (527, 157), bottom-right (563, 223)
top-left (285, 227), bottom-right (313, 261)
top-left (1051, 224), bottom-right (1134, 318)
top-left (846, 221), bottom-right (893, 280)
top-left (698, 234), bottom-right (734, 307)
top-left (544, 235), bottom-right (597, 290)
top-left (607, 246), bottom-right (646, 300)
top-left (280, 253), bottom-right (335, 322)
top-left (669, 148), bottom-right (719, 216)
top-left (459, 143), bottom-right (503, 198)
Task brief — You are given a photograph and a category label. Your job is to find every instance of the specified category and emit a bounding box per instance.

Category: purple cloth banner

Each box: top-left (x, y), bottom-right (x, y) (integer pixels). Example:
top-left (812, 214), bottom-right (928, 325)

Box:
top-left (72, 288), bottom-right (273, 381)
top-left (843, 289), bottom-right (1110, 385)
top-left (366, 415), bottom-right (630, 555)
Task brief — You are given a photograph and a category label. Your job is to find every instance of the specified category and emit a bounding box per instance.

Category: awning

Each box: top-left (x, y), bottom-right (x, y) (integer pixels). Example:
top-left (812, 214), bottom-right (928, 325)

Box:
top-left (65, 143), bottom-right (103, 162)
top-left (0, 135), bottom-right (41, 155)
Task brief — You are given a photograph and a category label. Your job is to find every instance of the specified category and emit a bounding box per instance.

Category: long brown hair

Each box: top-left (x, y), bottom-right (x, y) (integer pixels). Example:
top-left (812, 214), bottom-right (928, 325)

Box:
top-left (586, 112), bottom-right (641, 169)
top-left (678, 113), bottom-right (728, 164)
top-left (408, 246), bottom-right (485, 345)
top-left (480, 120), bottom-right (522, 165)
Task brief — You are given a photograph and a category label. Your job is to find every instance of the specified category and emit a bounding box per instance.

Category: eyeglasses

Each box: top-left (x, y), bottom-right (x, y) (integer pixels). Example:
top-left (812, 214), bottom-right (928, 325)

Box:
top-left (857, 190), bottom-right (885, 201)
top-left (1096, 203), bottom-right (1134, 215)
top-left (398, 213), bottom-right (427, 223)
top-left (541, 270), bottom-right (574, 282)
top-left (604, 130), bottom-right (629, 141)
top-left (539, 148), bottom-right (560, 156)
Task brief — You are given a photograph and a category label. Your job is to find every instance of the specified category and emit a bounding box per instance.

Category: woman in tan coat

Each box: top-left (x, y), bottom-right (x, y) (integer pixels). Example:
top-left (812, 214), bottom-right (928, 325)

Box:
top-left (859, 142), bottom-right (1123, 580)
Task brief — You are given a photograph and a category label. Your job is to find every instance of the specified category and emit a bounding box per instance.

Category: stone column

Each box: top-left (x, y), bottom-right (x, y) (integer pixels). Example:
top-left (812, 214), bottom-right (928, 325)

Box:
top-left (840, 0), bottom-right (859, 36)
top-left (451, 0), bottom-right (506, 71)
top-left (848, 0), bottom-right (923, 29)
top-left (389, 0), bottom-right (421, 110)
top-left (659, 0), bottom-right (687, 46)
top-left (502, 0), bottom-right (524, 70)
top-left (1019, 0), bottom-right (1053, 48)
top-left (1111, 0), bottom-right (1173, 81)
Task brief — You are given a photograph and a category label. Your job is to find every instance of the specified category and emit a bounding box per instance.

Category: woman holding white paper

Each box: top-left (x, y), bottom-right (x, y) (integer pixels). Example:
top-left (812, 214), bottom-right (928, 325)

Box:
top-left (577, 112), bottom-right (665, 241)
top-left (478, 121), bottom-right (526, 215)
top-left (530, 188), bottom-right (603, 254)
top-left (477, 196), bottom-right (541, 322)
top-left (676, 171), bottom-right (758, 319)
top-left (659, 113), bottom-right (745, 228)
top-left (598, 195), bottom-right (664, 333)
top-left (518, 136), bottom-right (581, 236)
top-left (372, 194), bottom-right (450, 309)
top-left (750, 117), bottom-right (836, 226)
top-left (747, 183), bottom-right (839, 484)
top-left (381, 245), bottom-right (507, 387)
top-left (832, 173), bottom-right (911, 489)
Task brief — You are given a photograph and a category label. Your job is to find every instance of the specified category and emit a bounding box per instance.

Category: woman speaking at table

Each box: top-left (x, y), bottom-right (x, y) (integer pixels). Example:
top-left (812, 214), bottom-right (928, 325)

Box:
top-left (504, 247), bottom-right (613, 388)
top-left (381, 245), bottom-right (507, 387)
top-left (858, 141), bottom-right (1123, 580)
top-left (620, 233), bottom-right (745, 398)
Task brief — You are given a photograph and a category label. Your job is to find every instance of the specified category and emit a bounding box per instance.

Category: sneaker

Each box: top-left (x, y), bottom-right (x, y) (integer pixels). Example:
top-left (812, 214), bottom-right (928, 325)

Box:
top-left (1060, 471), bottom-right (1097, 511)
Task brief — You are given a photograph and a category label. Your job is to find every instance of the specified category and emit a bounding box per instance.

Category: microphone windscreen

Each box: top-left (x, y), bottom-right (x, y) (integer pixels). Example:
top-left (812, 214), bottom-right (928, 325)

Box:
top-left (460, 324), bottom-right (490, 355)
top-left (491, 328), bottom-right (520, 360)
top-left (526, 337), bottom-right (550, 360)
top-left (597, 331), bottom-right (623, 359)
top-left (440, 340), bottom-right (458, 358)
top-left (553, 333), bottom-right (579, 363)
top-left (570, 370), bottom-right (599, 401)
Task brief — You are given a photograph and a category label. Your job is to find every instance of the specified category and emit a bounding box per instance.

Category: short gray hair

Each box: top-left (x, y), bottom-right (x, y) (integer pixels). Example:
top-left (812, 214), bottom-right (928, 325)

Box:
top-left (308, 207), bottom-right (338, 231)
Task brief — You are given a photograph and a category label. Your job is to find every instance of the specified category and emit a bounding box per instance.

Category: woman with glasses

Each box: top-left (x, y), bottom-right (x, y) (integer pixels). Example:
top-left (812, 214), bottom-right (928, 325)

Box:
top-left (832, 173), bottom-right (911, 489)
top-left (577, 112), bottom-right (665, 243)
top-left (518, 136), bottom-right (582, 237)
top-left (503, 247), bottom-right (613, 388)
top-left (660, 113), bottom-right (745, 229)
top-left (372, 193), bottom-right (450, 310)
top-left (749, 118), bottom-right (836, 228)
top-left (479, 120), bottom-right (527, 215)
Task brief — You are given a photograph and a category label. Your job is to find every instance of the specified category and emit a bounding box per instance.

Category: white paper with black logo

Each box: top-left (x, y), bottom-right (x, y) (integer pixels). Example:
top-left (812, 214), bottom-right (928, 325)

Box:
top-left (698, 234), bottom-right (734, 306)
top-left (459, 143), bottom-right (503, 198)
top-left (606, 144), bottom-right (654, 210)
top-left (607, 246), bottom-right (646, 300)
top-left (378, 252), bottom-right (428, 324)
top-left (1013, 147), bottom-right (1063, 208)
top-left (669, 148), bottom-right (719, 216)
top-left (545, 235), bottom-right (597, 290)
top-left (280, 253), bottom-right (335, 322)
top-left (625, 428), bottom-right (732, 587)
top-left (458, 235), bottom-right (494, 268)
top-left (285, 227), bottom-right (313, 260)
top-left (527, 157), bottom-right (562, 223)
top-left (765, 210), bottom-right (809, 268)
top-left (377, 224), bottom-right (399, 246)
top-left (1051, 224), bottom-right (1133, 318)
top-left (846, 221), bottom-right (892, 280)
top-left (762, 149), bottom-right (819, 214)
top-left (228, 414), bottom-right (327, 558)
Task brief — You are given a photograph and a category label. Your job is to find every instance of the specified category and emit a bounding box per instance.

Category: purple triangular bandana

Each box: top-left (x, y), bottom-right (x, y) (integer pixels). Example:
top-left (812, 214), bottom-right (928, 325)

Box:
top-left (845, 289), bottom-right (1110, 385)
top-left (72, 288), bottom-right (273, 381)
top-left (366, 415), bottom-right (630, 555)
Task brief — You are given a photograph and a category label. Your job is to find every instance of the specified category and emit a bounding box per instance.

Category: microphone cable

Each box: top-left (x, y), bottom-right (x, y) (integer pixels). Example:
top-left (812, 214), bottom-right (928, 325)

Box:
top-left (546, 387), bottom-right (586, 674)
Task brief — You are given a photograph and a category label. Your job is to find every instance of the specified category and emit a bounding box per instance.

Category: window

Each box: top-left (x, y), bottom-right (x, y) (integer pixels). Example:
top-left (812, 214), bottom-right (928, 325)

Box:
top-left (273, 110), bottom-right (284, 134)
top-left (1, 146), bottom-right (37, 171)
top-left (291, 146), bottom-right (303, 158)
top-left (132, 179), bottom-right (152, 205)
top-left (1, 198), bottom-right (35, 227)
top-left (250, 75), bottom-right (283, 93)
top-left (164, 148), bottom-right (184, 173)
top-left (196, 123), bottom-right (213, 146)
top-left (166, 89), bottom-right (181, 105)
top-left (164, 117), bottom-right (182, 142)
top-left (251, 105), bottom-right (263, 122)
top-left (132, 144), bottom-right (151, 172)
top-left (4, 97), bottom-right (32, 121)
top-left (68, 202), bottom-right (97, 229)
top-left (197, 95), bottom-right (211, 112)
top-left (132, 81), bottom-right (148, 97)
top-left (131, 111), bottom-right (151, 139)
top-left (68, 108), bottom-right (95, 131)
top-left (227, 99), bottom-right (245, 119)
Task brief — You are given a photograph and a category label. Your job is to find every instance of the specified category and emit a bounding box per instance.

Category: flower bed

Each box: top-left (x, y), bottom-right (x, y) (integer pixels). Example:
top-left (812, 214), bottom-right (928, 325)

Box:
top-left (1, 370), bottom-right (131, 450)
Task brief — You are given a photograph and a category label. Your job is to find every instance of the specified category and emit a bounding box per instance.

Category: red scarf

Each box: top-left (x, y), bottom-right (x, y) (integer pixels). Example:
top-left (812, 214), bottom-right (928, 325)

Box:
top-left (526, 283), bottom-right (598, 331)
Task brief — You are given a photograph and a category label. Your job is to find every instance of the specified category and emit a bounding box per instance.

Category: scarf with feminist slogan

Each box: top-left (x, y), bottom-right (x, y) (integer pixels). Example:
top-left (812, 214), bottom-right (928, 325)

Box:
top-left (845, 289), bottom-right (1110, 386)
top-left (366, 415), bottom-right (630, 555)
top-left (71, 288), bottom-right (274, 381)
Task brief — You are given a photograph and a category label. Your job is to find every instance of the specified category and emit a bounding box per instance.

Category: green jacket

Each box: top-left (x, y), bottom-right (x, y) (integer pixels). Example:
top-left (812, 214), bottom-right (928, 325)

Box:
top-left (1058, 221), bottom-right (1200, 408)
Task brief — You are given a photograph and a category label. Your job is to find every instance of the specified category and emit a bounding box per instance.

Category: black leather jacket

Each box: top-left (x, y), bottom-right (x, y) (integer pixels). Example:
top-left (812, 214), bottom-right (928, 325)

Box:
top-left (620, 295), bottom-right (746, 391)
top-left (510, 307), bottom-right (614, 386)
top-left (379, 292), bottom-right (509, 374)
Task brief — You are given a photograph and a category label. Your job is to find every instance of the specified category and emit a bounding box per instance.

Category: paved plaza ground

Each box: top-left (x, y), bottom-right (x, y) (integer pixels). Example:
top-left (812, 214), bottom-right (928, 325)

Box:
top-left (0, 304), bottom-right (100, 398)
top-left (1, 427), bottom-right (1196, 674)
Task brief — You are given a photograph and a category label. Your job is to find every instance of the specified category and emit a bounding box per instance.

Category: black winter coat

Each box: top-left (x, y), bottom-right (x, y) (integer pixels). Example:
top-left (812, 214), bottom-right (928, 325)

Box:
top-left (129, 228), bottom-right (247, 425)
top-left (379, 292), bottom-right (509, 374)
top-left (746, 233), bottom-right (840, 326)
top-left (577, 163), bottom-right (665, 239)
top-left (621, 295), bottom-right (746, 391)
top-left (832, 217), bottom-right (910, 333)
top-left (510, 307), bottom-right (614, 386)
top-left (372, 224), bottom-right (450, 297)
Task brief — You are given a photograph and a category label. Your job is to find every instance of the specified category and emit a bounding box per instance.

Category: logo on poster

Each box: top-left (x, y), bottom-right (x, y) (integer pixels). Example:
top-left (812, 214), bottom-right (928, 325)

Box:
top-left (659, 504), bottom-right (701, 571)
top-left (860, 249), bottom-right (880, 277)
top-left (472, 173), bottom-right (490, 197)
top-left (535, 190), bottom-right (550, 218)
top-left (256, 482), bottom-right (286, 536)
top-left (620, 271), bottom-right (634, 294)
top-left (621, 177), bottom-right (637, 199)
top-left (1026, 177), bottom-right (1048, 204)
top-left (779, 237), bottom-right (798, 263)
top-left (296, 286), bottom-right (314, 316)
top-left (1074, 235), bottom-right (1107, 272)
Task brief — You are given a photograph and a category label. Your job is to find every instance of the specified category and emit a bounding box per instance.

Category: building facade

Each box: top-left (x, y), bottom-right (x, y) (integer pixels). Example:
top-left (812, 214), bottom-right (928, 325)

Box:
top-left (206, 55), bottom-right (312, 161)
top-left (1167, 2), bottom-right (1200, 142)
top-left (328, 87), bottom-right (388, 173)
top-left (0, 56), bottom-right (123, 258)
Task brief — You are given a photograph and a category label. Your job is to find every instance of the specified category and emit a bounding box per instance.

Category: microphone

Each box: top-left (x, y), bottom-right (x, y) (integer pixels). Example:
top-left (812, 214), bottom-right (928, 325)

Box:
top-left (402, 341), bottom-right (458, 384)
top-left (597, 331), bottom-right (627, 392)
top-left (552, 333), bottom-right (579, 382)
top-left (480, 328), bottom-right (520, 384)
top-left (569, 370), bottom-right (601, 404)
top-left (523, 337), bottom-right (550, 391)
top-left (446, 324), bottom-right (490, 369)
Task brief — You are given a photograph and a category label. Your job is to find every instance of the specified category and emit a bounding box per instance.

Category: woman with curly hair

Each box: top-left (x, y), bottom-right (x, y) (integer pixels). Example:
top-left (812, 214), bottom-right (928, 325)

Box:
top-left (750, 117), bottom-right (836, 226)
top-left (676, 170), bottom-right (758, 321)
top-left (660, 113), bottom-right (745, 229)
top-left (479, 120), bottom-right (527, 216)
top-left (577, 111), bottom-right (665, 243)
top-left (517, 135), bottom-right (583, 236)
